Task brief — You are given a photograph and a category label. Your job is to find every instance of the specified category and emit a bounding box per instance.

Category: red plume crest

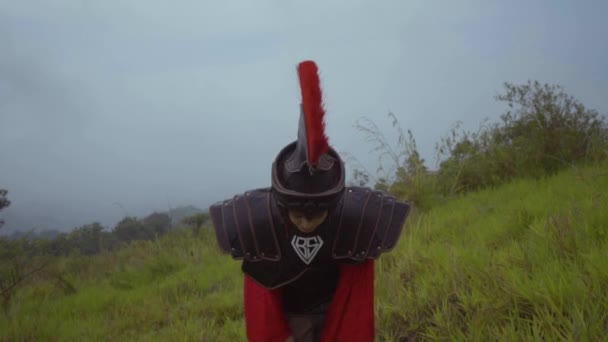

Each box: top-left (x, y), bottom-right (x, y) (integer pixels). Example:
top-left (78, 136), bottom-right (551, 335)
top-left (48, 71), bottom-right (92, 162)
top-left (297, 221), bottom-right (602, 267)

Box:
top-left (297, 60), bottom-right (329, 167)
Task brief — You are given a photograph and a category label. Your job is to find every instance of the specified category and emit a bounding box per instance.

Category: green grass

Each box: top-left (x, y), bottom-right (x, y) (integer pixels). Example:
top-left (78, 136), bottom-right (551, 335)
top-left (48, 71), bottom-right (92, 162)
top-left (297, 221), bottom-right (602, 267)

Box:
top-left (375, 163), bottom-right (608, 341)
top-left (1, 163), bottom-right (607, 341)
top-left (0, 229), bottom-right (245, 342)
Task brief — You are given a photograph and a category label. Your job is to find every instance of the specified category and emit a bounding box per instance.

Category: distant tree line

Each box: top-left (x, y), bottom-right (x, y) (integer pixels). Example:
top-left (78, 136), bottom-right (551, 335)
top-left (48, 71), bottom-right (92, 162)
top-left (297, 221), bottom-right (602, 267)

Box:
top-left (0, 210), bottom-right (209, 258)
top-left (0, 189), bottom-right (210, 313)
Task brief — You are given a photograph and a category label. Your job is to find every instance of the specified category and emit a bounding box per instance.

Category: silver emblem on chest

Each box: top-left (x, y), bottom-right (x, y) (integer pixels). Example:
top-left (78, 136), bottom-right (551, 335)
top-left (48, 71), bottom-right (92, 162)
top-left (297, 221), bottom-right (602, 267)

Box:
top-left (291, 235), bottom-right (324, 265)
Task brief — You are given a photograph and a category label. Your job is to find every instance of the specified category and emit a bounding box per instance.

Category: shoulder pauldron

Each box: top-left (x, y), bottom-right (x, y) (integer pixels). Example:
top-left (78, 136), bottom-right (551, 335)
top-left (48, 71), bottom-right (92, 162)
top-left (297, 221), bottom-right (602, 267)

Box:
top-left (209, 188), bottom-right (282, 261)
top-left (331, 186), bottom-right (411, 261)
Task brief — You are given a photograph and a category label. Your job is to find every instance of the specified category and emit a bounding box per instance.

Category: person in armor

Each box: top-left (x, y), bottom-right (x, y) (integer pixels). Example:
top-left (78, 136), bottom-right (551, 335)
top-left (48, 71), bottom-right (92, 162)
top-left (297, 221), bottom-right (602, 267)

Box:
top-left (209, 61), bottom-right (411, 342)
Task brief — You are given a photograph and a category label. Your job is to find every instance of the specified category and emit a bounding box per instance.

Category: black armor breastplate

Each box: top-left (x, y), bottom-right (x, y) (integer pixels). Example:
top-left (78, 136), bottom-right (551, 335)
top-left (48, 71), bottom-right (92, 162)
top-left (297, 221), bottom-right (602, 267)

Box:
top-left (209, 186), bottom-right (410, 289)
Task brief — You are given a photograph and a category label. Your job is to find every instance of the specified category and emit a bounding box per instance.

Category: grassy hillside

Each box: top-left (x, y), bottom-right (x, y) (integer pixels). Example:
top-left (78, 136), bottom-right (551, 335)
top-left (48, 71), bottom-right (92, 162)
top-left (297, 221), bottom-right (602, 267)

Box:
top-left (1, 163), bottom-right (607, 341)
top-left (375, 163), bottom-right (608, 341)
top-left (0, 229), bottom-right (245, 342)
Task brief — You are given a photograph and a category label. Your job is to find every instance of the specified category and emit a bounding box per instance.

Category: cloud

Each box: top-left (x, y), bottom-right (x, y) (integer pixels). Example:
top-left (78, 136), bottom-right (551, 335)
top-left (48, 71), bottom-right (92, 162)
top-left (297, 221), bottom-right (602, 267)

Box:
top-left (1, 0), bottom-right (607, 230)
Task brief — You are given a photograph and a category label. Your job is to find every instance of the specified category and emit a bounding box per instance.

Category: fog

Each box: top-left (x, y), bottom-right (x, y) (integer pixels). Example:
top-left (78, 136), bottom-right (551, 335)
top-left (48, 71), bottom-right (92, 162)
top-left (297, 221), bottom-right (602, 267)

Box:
top-left (1, 1), bottom-right (607, 232)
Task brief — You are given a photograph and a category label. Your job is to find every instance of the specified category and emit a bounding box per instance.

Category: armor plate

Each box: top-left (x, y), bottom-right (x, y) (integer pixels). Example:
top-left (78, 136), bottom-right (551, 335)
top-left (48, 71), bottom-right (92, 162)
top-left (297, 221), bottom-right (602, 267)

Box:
top-left (209, 186), bottom-right (411, 288)
top-left (209, 188), bottom-right (282, 261)
top-left (331, 186), bottom-right (410, 261)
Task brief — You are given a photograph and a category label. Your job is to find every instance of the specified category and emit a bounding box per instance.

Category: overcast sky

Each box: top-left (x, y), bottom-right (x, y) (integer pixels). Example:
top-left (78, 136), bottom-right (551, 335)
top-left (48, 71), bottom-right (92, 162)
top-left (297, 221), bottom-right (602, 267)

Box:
top-left (1, 1), bottom-right (607, 230)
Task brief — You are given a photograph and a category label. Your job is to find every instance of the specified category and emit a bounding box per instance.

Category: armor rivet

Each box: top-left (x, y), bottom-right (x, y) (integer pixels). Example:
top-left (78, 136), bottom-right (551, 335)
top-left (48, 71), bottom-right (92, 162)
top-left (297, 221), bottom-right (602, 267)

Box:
top-left (348, 189), bottom-right (353, 193)
top-left (347, 250), bottom-right (351, 255)
top-left (231, 247), bottom-right (236, 251)
top-left (261, 252), bottom-right (265, 257)
top-left (377, 246), bottom-right (381, 250)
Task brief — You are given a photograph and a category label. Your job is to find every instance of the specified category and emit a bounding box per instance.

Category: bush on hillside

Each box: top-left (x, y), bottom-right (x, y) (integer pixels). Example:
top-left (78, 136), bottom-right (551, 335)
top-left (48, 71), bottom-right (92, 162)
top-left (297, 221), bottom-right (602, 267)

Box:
top-left (435, 81), bottom-right (607, 194)
top-left (350, 80), bottom-right (608, 211)
top-left (351, 113), bottom-right (441, 212)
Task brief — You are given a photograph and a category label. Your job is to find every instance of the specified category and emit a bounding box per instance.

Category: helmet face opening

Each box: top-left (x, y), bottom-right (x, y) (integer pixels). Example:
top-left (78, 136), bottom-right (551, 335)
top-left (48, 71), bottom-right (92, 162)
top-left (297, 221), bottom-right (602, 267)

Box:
top-left (287, 208), bottom-right (329, 233)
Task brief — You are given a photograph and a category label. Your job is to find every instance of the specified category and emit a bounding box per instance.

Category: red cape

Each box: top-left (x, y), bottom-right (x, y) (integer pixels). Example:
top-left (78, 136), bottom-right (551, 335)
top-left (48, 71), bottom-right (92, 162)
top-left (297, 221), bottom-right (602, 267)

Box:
top-left (243, 260), bottom-right (375, 342)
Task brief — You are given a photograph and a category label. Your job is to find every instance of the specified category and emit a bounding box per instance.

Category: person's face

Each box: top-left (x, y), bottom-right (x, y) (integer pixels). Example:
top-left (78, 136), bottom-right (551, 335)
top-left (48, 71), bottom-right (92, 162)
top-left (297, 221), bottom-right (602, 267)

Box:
top-left (288, 209), bottom-right (328, 233)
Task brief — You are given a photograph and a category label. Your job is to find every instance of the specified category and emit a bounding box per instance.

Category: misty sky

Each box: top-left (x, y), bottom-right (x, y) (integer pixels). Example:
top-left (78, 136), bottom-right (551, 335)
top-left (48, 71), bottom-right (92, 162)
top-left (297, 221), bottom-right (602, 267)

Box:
top-left (1, 1), bottom-right (607, 230)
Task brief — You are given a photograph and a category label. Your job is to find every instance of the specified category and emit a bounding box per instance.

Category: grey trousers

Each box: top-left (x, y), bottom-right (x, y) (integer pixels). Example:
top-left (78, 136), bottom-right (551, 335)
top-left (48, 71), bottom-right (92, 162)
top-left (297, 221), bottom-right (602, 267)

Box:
top-left (285, 313), bottom-right (326, 342)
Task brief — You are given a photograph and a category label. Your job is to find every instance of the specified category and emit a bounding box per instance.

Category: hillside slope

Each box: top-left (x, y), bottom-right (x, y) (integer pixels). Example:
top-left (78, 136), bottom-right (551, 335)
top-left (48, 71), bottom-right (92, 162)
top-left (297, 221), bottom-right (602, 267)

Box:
top-left (375, 163), bottom-right (608, 340)
top-left (1, 163), bottom-right (606, 341)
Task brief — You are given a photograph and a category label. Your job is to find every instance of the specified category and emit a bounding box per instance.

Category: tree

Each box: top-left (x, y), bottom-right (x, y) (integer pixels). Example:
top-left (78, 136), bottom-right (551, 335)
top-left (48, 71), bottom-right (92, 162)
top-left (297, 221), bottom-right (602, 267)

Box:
top-left (0, 189), bottom-right (10, 229)
top-left (434, 80), bottom-right (608, 194)
top-left (113, 216), bottom-right (149, 243)
top-left (0, 192), bottom-right (52, 314)
top-left (143, 212), bottom-right (172, 237)
top-left (67, 223), bottom-right (105, 255)
top-left (181, 212), bottom-right (209, 236)
top-left (495, 80), bottom-right (607, 172)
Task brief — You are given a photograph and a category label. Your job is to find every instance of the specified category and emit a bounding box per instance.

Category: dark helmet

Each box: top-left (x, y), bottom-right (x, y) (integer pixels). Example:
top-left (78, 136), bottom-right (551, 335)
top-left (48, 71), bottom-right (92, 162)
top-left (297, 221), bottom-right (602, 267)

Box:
top-left (271, 61), bottom-right (345, 214)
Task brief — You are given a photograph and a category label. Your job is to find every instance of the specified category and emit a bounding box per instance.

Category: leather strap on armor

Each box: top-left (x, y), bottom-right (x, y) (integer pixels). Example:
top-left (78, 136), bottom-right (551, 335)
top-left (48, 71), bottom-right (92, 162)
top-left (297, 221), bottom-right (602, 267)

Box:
top-left (331, 187), bottom-right (411, 261)
top-left (209, 188), bottom-right (282, 261)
